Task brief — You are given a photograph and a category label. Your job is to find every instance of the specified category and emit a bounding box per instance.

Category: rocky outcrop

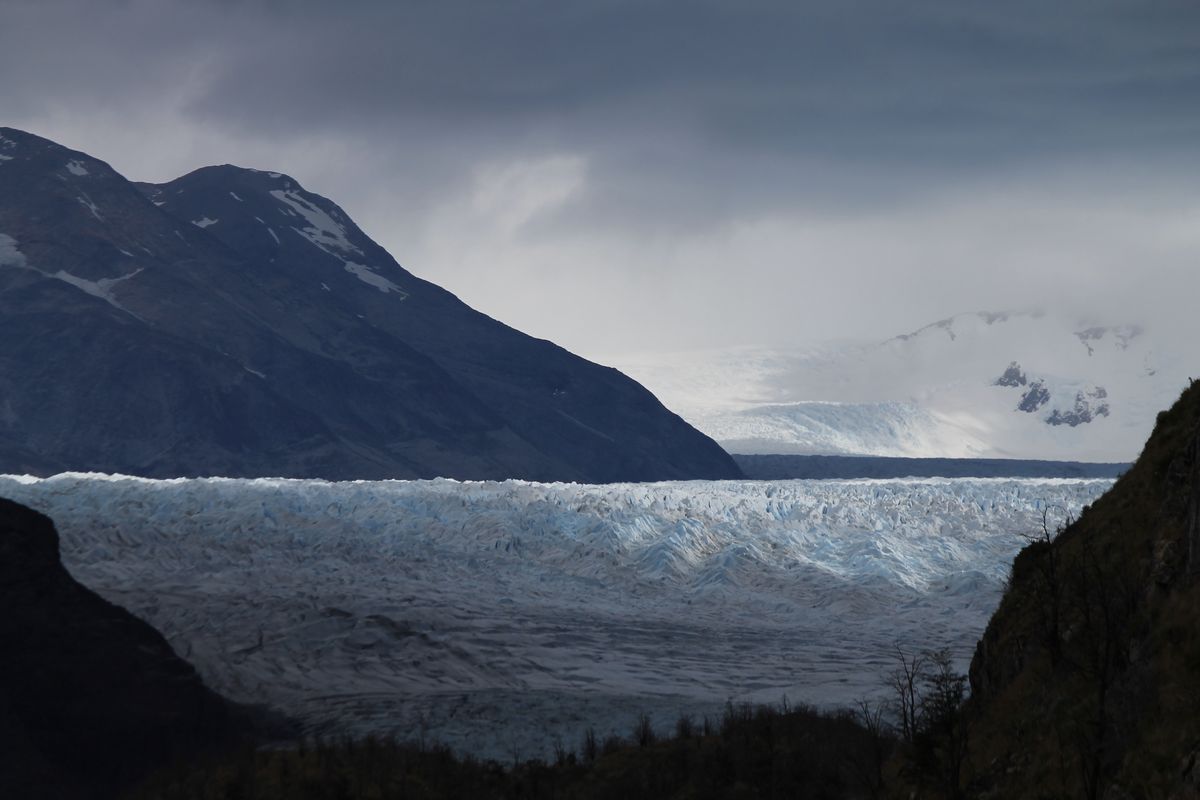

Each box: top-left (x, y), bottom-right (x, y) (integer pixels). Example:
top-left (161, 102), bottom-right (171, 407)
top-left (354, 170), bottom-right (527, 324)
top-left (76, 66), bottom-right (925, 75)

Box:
top-left (1016, 380), bottom-right (1050, 413)
top-left (994, 361), bottom-right (1027, 387)
top-left (0, 498), bottom-right (253, 799)
top-left (1046, 386), bottom-right (1110, 427)
top-left (963, 381), bottom-right (1200, 798)
top-left (1076, 325), bottom-right (1142, 356)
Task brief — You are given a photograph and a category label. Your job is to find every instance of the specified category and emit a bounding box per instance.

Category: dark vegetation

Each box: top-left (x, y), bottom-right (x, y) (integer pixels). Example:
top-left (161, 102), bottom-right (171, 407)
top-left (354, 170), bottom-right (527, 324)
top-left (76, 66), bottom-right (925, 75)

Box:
top-left (734, 454), bottom-right (1129, 480)
top-left (126, 644), bottom-right (995, 800)
top-left (127, 700), bottom-right (897, 800)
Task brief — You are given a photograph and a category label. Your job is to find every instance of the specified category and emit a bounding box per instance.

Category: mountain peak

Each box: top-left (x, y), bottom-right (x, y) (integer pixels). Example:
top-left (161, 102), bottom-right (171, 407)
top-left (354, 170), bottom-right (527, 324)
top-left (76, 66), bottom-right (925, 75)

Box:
top-left (139, 162), bottom-right (397, 292)
top-left (0, 129), bottom-right (741, 482)
top-left (0, 126), bottom-right (119, 182)
top-left (167, 163), bottom-right (302, 190)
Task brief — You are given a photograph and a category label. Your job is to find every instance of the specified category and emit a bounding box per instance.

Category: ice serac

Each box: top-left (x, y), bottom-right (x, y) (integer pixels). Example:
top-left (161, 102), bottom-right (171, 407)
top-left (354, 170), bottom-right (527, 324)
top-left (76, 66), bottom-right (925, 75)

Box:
top-left (0, 127), bottom-right (739, 482)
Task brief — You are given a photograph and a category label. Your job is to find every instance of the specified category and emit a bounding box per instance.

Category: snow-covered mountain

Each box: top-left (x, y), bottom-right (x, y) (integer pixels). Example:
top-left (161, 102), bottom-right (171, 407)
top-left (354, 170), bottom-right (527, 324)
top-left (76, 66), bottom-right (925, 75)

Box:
top-left (605, 311), bottom-right (1189, 462)
top-left (0, 128), bottom-right (738, 482)
top-left (0, 472), bottom-right (1110, 760)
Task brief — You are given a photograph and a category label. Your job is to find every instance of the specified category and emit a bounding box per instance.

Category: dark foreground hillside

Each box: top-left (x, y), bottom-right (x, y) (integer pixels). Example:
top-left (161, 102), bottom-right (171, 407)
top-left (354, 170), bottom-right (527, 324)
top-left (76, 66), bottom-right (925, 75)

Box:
top-left (0, 498), bottom-right (267, 799)
top-left (962, 381), bottom-right (1200, 798)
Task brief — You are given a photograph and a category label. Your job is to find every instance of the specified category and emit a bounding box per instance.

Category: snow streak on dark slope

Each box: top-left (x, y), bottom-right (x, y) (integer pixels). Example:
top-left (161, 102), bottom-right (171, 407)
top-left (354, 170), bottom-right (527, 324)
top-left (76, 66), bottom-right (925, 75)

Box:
top-left (0, 128), bottom-right (739, 481)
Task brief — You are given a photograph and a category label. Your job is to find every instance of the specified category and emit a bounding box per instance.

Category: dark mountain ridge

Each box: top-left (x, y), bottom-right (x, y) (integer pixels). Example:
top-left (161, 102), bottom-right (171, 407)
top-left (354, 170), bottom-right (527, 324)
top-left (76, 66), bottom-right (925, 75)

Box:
top-left (0, 128), bottom-right (739, 482)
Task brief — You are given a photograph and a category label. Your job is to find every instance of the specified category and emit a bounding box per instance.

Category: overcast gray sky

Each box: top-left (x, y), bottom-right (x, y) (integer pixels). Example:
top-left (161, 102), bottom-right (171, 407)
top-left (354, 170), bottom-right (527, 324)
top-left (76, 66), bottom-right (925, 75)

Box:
top-left (3, 0), bottom-right (1199, 357)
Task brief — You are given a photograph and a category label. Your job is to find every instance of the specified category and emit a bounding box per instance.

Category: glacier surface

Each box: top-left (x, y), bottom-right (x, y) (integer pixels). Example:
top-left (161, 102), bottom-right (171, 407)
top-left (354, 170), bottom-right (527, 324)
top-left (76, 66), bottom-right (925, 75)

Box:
top-left (0, 473), bottom-right (1112, 760)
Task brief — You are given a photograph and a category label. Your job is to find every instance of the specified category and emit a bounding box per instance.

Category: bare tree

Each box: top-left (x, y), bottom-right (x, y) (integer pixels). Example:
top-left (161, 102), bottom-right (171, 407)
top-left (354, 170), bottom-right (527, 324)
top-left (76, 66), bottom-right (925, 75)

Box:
top-left (674, 713), bottom-right (695, 740)
top-left (887, 645), bottom-right (926, 745)
top-left (580, 727), bottom-right (598, 764)
top-left (852, 697), bottom-right (893, 799)
top-left (633, 712), bottom-right (656, 748)
top-left (915, 649), bottom-right (970, 800)
top-left (1017, 505), bottom-right (1073, 667)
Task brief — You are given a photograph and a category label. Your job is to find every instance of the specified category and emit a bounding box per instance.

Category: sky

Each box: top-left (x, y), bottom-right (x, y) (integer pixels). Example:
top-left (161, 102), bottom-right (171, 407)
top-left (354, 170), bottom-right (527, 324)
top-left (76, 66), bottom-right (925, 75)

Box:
top-left (2, 0), bottom-right (1199, 359)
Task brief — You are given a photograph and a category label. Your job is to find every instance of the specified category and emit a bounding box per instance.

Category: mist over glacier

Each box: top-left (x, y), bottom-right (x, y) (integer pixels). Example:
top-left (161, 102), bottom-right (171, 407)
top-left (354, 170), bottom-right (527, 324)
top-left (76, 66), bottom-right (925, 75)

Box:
top-left (606, 311), bottom-right (1190, 462)
top-left (0, 473), bottom-right (1112, 760)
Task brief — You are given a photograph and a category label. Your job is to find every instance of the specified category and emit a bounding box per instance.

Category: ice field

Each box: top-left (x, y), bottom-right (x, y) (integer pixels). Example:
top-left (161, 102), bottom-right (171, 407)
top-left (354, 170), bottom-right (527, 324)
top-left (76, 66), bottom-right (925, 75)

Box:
top-left (0, 473), bottom-right (1113, 759)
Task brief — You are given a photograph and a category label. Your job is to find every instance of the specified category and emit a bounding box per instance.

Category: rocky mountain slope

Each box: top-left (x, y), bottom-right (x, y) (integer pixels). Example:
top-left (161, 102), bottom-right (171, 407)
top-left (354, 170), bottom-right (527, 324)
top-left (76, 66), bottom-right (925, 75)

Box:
top-left (0, 497), bottom-right (254, 799)
top-left (0, 128), bottom-right (738, 482)
top-left (606, 311), bottom-right (1188, 462)
top-left (960, 380), bottom-right (1200, 798)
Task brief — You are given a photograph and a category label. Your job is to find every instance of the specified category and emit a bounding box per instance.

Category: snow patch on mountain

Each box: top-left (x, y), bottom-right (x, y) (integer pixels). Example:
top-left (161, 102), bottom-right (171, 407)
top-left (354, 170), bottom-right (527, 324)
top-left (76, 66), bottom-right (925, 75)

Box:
top-left (262, 187), bottom-right (408, 296)
top-left (0, 472), bottom-right (1111, 760)
top-left (0, 233), bottom-right (27, 267)
top-left (49, 268), bottom-right (144, 313)
top-left (191, 216), bottom-right (219, 228)
top-left (270, 188), bottom-right (363, 256)
top-left (75, 192), bottom-right (103, 221)
top-left (344, 261), bottom-right (407, 296)
top-left (0, 233), bottom-right (142, 313)
top-left (65, 159), bottom-right (89, 176)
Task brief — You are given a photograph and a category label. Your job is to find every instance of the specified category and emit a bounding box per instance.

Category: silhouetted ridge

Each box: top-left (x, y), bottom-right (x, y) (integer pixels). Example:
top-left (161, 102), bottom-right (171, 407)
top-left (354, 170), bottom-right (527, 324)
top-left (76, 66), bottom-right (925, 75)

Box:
top-left (0, 497), bottom-right (254, 799)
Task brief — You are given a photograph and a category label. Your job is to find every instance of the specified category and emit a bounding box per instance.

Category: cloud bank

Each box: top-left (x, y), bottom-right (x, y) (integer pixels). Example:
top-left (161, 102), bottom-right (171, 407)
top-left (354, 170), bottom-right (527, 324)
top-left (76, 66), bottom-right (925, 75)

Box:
top-left (3, 0), bottom-right (1198, 355)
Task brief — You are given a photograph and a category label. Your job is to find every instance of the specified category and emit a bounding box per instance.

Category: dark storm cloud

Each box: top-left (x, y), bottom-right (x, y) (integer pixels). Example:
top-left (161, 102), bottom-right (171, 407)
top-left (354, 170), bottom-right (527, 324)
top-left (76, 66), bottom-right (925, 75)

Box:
top-left (189, 0), bottom-right (1200, 235)
top-left (6, 0), bottom-right (1200, 191)
top-left (2, 0), bottom-right (1199, 353)
top-left (184, 1), bottom-right (1200, 158)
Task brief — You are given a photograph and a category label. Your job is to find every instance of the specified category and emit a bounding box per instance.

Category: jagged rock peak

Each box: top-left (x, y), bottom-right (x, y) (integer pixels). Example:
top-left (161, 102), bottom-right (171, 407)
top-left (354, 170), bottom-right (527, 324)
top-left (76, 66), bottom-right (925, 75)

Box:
top-left (1017, 380), bottom-right (1050, 413)
top-left (995, 361), bottom-right (1028, 387)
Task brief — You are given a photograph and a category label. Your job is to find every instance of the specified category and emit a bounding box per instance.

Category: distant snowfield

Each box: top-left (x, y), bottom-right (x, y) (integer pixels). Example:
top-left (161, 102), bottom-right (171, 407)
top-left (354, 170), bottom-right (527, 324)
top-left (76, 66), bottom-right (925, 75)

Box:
top-left (0, 473), bottom-right (1111, 760)
top-left (603, 312), bottom-right (1189, 462)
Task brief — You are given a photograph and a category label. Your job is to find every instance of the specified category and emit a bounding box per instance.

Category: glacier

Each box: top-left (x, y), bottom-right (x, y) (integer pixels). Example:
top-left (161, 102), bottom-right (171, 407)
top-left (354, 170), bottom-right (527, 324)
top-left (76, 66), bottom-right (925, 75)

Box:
top-left (0, 473), bottom-right (1112, 760)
